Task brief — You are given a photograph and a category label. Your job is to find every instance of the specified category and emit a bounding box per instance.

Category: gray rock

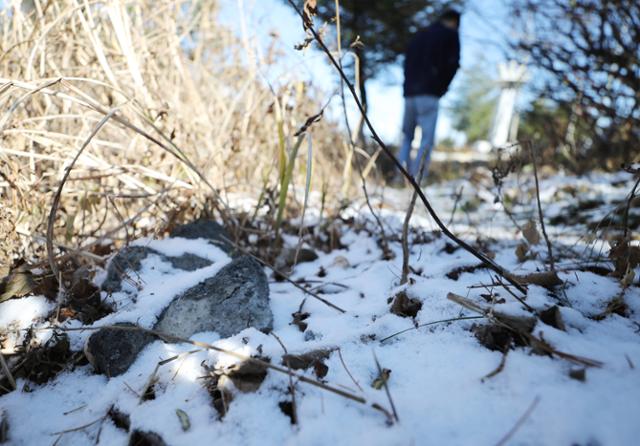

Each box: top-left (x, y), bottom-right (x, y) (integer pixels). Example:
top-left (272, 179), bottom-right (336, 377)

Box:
top-left (166, 253), bottom-right (212, 271)
top-left (84, 323), bottom-right (155, 377)
top-left (102, 246), bottom-right (212, 293)
top-left (169, 219), bottom-right (234, 255)
top-left (154, 256), bottom-right (272, 339)
top-left (101, 246), bottom-right (153, 293)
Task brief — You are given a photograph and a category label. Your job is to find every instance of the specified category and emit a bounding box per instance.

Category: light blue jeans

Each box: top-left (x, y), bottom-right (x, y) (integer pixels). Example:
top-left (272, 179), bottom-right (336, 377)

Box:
top-left (398, 94), bottom-right (439, 177)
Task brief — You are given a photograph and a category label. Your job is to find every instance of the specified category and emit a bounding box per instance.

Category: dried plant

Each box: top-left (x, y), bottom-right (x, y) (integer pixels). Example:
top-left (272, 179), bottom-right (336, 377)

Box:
top-left (0, 0), bottom-right (347, 267)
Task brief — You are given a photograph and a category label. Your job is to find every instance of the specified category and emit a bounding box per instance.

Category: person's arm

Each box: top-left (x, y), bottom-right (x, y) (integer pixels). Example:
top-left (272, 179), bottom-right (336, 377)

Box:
top-left (436, 32), bottom-right (460, 96)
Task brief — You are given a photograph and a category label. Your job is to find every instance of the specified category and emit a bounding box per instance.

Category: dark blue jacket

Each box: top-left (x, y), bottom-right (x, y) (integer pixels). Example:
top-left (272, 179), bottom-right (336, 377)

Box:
top-left (403, 22), bottom-right (460, 97)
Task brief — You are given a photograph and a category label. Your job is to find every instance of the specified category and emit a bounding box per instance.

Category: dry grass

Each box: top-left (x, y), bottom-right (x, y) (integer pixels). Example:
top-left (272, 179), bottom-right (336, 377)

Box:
top-left (0, 0), bottom-right (348, 267)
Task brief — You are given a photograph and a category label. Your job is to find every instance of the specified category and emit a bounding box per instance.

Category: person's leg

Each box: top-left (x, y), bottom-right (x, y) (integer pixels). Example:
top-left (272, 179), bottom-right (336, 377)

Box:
top-left (398, 96), bottom-right (417, 173)
top-left (413, 95), bottom-right (439, 177)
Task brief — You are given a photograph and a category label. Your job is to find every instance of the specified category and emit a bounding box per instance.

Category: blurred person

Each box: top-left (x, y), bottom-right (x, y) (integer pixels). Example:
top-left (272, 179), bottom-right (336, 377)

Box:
top-left (398, 9), bottom-right (461, 178)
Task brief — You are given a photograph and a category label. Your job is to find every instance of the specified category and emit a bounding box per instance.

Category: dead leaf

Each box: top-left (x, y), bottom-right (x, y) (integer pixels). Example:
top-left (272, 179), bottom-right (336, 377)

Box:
top-left (515, 243), bottom-right (529, 263)
top-left (371, 368), bottom-right (391, 390)
top-left (516, 271), bottom-right (563, 289)
top-left (107, 406), bottom-right (130, 432)
top-left (608, 237), bottom-right (640, 277)
top-left (302, 0), bottom-right (317, 30)
top-left (539, 306), bottom-right (566, 331)
top-left (0, 268), bottom-right (36, 303)
top-left (569, 368), bottom-right (586, 382)
top-left (282, 349), bottom-right (332, 379)
top-left (175, 409), bottom-right (190, 432)
top-left (522, 220), bottom-right (541, 245)
top-left (219, 358), bottom-right (270, 393)
top-left (331, 256), bottom-right (350, 268)
top-left (294, 111), bottom-right (323, 137)
top-left (389, 291), bottom-right (422, 318)
top-left (621, 267), bottom-right (636, 288)
top-left (291, 310), bottom-right (310, 332)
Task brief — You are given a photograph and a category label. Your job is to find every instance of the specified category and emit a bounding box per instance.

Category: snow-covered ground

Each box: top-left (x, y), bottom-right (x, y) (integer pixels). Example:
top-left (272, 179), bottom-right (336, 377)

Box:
top-left (1, 171), bottom-right (639, 445)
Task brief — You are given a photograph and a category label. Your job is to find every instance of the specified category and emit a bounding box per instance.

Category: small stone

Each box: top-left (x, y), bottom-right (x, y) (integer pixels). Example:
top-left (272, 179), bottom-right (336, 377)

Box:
top-left (169, 219), bottom-right (234, 255)
top-left (153, 256), bottom-right (272, 339)
top-left (128, 430), bottom-right (167, 446)
top-left (84, 323), bottom-right (155, 377)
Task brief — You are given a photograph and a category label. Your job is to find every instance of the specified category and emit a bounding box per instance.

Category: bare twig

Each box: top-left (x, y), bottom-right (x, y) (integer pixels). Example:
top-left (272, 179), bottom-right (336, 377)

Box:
top-left (0, 352), bottom-right (16, 391)
top-left (271, 332), bottom-right (298, 426)
top-left (401, 149), bottom-right (429, 284)
top-left (622, 172), bottom-right (640, 240)
top-left (495, 396), bottom-right (540, 446)
top-left (447, 185), bottom-right (465, 226)
top-left (46, 109), bottom-right (117, 289)
top-left (528, 142), bottom-right (555, 271)
top-left (482, 349), bottom-right (509, 381)
top-left (337, 348), bottom-right (363, 392)
top-left (379, 316), bottom-right (484, 343)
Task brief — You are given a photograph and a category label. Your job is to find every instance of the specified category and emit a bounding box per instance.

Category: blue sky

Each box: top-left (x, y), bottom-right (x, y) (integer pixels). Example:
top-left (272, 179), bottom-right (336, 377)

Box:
top-left (218, 0), bottom-right (513, 145)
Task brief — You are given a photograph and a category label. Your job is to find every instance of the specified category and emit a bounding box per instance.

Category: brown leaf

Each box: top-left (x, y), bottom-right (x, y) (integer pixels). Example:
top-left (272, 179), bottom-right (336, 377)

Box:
top-left (516, 271), bottom-right (563, 289)
top-left (539, 305), bottom-right (566, 331)
top-left (302, 0), bottom-right (317, 31)
top-left (569, 368), bottom-right (586, 382)
top-left (282, 349), bottom-right (332, 378)
top-left (608, 237), bottom-right (640, 277)
top-left (522, 220), bottom-right (540, 245)
top-left (515, 243), bottom-right (529, 263)
top-left (389, 291), bottom-right (422, 318)
top-left (294, 110), bottom-right (323, 136)
top-left (221, 358), bottom-right (270, 393)
top-left (291, 310), bottom-right (310, 332)
top-left (371, 368), bottom-right (391, 390)
top-left (0, 268), bottom-right (36, 303)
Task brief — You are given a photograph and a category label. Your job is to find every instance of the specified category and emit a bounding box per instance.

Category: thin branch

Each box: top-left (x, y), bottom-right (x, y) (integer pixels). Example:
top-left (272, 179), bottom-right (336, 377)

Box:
top-left (0, 352), bottom-right (16, 391)
top-left (271, 332), bottom-right (298, 426)
top-left (379, 316), bottom-right (484, 343)
top-left (337, 348), bottom-right (363, 392)
top-left (401, 149), bottom-right (429, 284)
top-left (622, 171), bottom-right (640, 240)
top-left (494, 396), bottom-right (540, 446)
top-left (46, 109), bottom-right (117, 289)
top-left (528, 142), bottom-right (555, 271)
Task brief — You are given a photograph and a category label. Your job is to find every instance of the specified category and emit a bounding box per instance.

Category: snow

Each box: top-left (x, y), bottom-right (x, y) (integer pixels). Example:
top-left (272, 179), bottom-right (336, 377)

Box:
top-left (0, 295), bottom-right (55, 353)
top-left (1, 171), bottom-right (640, 445)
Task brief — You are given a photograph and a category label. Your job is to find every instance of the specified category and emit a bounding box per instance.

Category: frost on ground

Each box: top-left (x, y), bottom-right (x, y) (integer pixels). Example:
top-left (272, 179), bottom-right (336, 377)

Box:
top-left (1, 172), bottom-right (639, 445)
